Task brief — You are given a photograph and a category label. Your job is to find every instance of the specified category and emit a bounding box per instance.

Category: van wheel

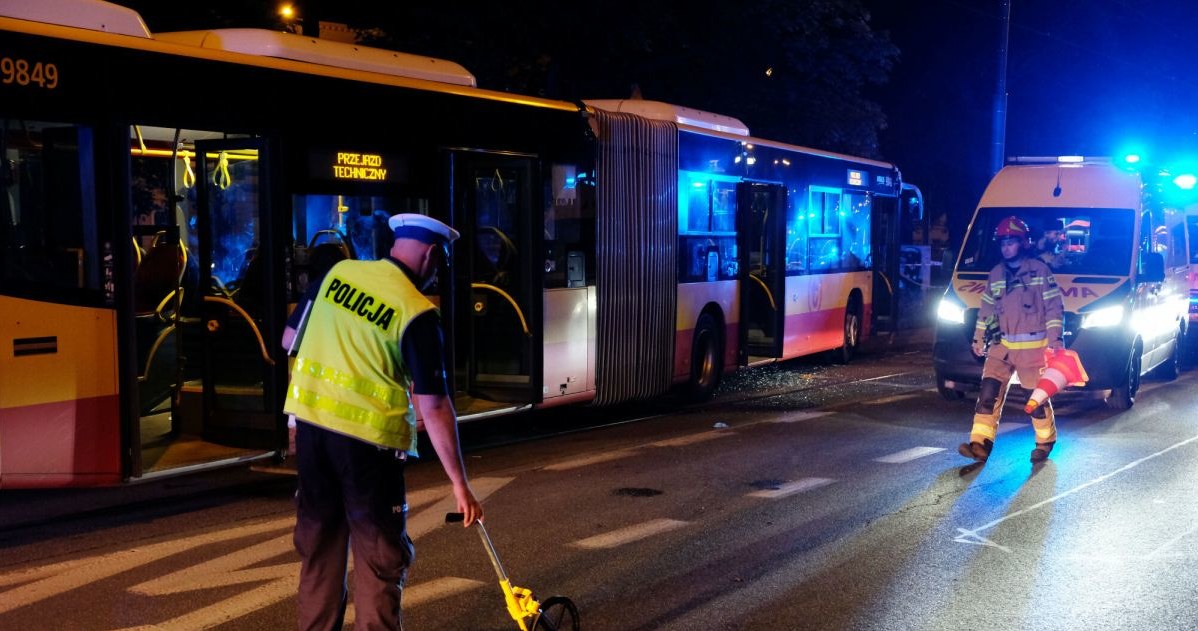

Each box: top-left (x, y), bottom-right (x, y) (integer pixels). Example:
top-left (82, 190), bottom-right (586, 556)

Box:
top-left (832, 303), bottom-right (862, 364)
top-left (1106, 347), bottom-right (1142, 410)
top-left (685, 313), bottom-right (723, 401)
top-left (935, 371), bottom-right (964, 402)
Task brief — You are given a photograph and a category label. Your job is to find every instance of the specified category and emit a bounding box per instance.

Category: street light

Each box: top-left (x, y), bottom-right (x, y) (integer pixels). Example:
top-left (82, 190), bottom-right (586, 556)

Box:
top-left (278, 3), bottom-right (301, 34)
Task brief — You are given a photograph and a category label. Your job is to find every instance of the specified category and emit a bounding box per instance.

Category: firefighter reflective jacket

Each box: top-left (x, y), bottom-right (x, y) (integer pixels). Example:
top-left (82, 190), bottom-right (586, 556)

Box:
top-left (284, 259), bottom-right (435, 454)
top-left (974, 255), bottom-right (1064, 349)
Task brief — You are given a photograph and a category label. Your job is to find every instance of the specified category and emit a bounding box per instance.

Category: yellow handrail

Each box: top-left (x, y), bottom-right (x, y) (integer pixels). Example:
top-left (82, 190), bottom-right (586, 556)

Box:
top-left (203, 295), bottom-right (276, 365)
top-left (470, 283), bottom-right (531, 337)
top-left (748, 273), bottom-right (777, 311)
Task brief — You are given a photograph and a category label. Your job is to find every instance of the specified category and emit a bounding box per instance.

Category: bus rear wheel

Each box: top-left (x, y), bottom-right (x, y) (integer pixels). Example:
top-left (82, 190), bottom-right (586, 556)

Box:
top-left (685, 313), bottom-right (723, 401)
top-left (832, 303), bottom-right (862, 364)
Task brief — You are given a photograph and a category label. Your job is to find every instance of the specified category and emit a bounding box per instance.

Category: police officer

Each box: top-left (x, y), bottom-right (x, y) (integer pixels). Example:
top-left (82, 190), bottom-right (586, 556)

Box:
top-left (960, 216), bottom-right (1065, 464)
top-left (284, 213), bottom-right (483, 631)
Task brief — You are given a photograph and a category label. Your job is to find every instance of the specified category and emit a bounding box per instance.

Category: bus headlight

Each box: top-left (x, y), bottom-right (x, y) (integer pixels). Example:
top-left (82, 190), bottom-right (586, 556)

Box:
top-left (937, 298), bottom-right (966, 324)
top-left (1081, 305), bottom-right (1125, 329)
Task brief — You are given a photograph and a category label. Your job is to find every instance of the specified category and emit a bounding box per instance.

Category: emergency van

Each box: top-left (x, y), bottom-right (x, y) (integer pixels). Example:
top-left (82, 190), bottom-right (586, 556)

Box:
top-left (933, 157), bottom-right (1190, 409)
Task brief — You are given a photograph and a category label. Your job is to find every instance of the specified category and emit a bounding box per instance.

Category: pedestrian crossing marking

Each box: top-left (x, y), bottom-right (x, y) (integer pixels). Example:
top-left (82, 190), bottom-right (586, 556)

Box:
top-left (571, 519), bottom-right (689, 549)
top-left (747, 477), bottom-right (835, 499)
top-left (543, 448), bottom-right (640, 471)
top-left (874, 446), bottom-right (945, 463)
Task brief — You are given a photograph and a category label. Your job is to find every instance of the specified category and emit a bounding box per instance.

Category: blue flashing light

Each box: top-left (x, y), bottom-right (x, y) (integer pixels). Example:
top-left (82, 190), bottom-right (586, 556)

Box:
top-left (1173, 174), bottom-right (1197, 190)
top-left (1057, 155), bottom-right (1084, 163)
top-left (1122, 154), bottom-right (1141, 164)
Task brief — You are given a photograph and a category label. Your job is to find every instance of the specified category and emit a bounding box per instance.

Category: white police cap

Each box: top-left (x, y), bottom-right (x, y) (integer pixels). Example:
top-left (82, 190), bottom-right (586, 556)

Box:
top-left (387, 213), bottom-right (460, 245)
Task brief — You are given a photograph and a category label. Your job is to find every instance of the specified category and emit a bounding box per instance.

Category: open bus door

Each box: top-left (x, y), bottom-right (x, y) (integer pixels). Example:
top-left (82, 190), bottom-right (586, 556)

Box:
top-left (449, 152), bottom-right (543, 407)
top-left (737, 182), bottom-right (787, 363)
top-left (870, 190), bottom-right (904, 335)
top-left (182, 138), bottom-right (281, 452)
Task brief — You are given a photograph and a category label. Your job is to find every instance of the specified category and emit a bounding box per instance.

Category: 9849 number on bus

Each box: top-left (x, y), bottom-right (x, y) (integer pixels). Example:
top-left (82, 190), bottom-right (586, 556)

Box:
top-left (1, 56), bottom-right (59, 89)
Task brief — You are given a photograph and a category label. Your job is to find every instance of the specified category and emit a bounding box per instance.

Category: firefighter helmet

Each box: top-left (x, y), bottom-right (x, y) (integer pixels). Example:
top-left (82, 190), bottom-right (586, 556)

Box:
top-left (994, 216), bottom-right (1031, 244)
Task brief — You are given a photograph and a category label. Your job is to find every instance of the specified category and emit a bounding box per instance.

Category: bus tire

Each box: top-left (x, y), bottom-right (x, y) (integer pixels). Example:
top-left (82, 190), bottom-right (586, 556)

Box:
top-left (685, 313), bottom-right (723, 401)
top-left (832, 300), bottom-right (862, 364)
top-left (1106, 345), bottom-right (1142, 410)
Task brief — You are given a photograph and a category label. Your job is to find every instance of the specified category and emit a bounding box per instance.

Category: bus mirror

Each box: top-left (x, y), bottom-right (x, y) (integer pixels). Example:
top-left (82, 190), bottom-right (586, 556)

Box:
top-left (1140, 251), bottom-right (1165, 283)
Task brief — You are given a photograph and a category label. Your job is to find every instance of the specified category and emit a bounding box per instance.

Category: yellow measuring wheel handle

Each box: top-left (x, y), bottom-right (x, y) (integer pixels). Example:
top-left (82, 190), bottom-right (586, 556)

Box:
top-left (499, 579), bottom-right (541, 631)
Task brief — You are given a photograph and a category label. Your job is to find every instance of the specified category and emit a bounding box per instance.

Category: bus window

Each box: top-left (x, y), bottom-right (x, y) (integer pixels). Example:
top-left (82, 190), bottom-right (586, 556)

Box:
top-left (543, 164), bottom-right (594, 289)
top-left (842, 192), bottom-right (871, 270)
top-left (808, 187), bottom-right (842, 272)
top-left (1188, 215), bottom-right (1198, 264)
top-left (291, 194), bottom-right (427, 298)
top-left (678, 170), bottom-right (738, 283)
top-left (1, 120), bottom-right (101, 305)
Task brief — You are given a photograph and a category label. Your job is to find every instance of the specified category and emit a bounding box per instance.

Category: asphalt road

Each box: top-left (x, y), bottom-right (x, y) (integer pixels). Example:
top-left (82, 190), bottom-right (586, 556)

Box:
top-left (3, 341), bottom-right (1198, 631)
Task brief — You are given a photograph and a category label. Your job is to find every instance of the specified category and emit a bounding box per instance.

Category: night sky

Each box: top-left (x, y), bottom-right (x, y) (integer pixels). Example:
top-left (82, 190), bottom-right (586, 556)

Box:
top-left (870, 0), bottom-right (1198, 236)
top-left (113, 0), bottom-right (1198, 243)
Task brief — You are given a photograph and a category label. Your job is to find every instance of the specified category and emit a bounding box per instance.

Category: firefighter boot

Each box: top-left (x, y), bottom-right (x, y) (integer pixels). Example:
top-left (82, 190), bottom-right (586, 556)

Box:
top-left (1030, 441), bottom-right (1055, 463)
top-left (957, 439), bottom-right (993, 462)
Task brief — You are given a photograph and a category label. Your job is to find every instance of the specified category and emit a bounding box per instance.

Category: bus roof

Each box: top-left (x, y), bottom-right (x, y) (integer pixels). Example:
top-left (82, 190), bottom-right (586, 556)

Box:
top-left (153, 29), bottom-right (477, 87)
top-left (586, 99), bottom-right (750, 136)
top-left (0, 0), bottom-right (150, 38)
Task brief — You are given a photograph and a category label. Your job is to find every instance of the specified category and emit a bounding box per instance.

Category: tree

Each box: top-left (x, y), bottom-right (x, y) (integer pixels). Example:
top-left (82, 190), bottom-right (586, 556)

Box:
top-left (121, 0), bottom-right (898, 157)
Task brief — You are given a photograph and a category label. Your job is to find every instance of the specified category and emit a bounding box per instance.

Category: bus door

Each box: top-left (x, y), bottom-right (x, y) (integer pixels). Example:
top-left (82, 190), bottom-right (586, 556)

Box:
top-left (871, 192), bottom-right (902, 333)
top-left (449, 152), bottom-right (543, 405)
top-left (182, 138), bottom-right (280, 450)
top-left (737, 182), bottom-right (787, 362)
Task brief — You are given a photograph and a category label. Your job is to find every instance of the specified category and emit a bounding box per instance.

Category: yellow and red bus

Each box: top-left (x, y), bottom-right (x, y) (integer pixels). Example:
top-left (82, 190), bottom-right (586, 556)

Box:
top-left (0, 0), bottom-right (905, 487)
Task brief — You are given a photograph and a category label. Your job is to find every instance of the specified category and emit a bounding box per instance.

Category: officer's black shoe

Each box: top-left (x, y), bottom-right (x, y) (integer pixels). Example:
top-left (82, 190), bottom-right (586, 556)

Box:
top-left (1030, 441), bottom-right (1055, 463)
top-left (958, 439), bottom-right (992, 462)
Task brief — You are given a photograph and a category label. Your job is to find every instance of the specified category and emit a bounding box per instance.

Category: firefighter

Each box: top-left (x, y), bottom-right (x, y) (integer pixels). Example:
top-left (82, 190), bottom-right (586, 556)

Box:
top-left (960, 215), bottom-right (1065, 463)
top-left (284, 213), bottom-right (483, 631)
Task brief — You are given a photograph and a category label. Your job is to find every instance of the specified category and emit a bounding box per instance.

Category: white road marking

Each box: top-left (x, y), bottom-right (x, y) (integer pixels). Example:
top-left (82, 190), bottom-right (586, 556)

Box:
top-left (874, 446), bottom-right (945, 463)
top-left (406, 477), bottom-right (514, 540)
top-left (542, 448), bottom-right (640, 471)
top-left (0, 516), bottom-right (294, 615)
top-left (864, 393), bottom-right (921, 405)
top-left (768, 410), bottom-right (833, 424)
top-left (571, 519), bottom-right (690, 549)
top-left (402, 577), bottom-right (487, 607)
top-left (747, 477), bottom-right (835, 499)
top-left (647, 431), bottom-right (733, 448)
top-left (955, 433), bottom-right (1198, 551)
top-left (1146, 521), bottom-right (1198, 559)
top-left (0, 476), bottom-right (513, 629)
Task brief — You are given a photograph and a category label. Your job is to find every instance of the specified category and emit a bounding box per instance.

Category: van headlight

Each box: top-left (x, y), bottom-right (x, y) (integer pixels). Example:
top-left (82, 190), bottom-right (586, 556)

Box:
top-left (1081, 305), bottom-right (1125, 329)
top-left (937, 298), bottom-right (966, 324)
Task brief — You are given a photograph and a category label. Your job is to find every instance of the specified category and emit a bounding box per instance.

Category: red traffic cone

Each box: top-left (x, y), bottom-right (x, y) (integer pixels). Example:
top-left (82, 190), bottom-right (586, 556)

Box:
top-left (1025, 348), bottom-right (1089, 414)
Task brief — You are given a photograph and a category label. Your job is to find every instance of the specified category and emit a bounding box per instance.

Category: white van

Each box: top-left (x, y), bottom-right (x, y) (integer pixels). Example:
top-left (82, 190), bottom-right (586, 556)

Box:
top-left (933, 157), bottom-right (1190, 409)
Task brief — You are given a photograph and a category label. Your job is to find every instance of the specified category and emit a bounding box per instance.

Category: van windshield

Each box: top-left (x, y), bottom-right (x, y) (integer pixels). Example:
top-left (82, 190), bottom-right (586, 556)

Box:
top-left (956, 207), bottom-right (1134, 276)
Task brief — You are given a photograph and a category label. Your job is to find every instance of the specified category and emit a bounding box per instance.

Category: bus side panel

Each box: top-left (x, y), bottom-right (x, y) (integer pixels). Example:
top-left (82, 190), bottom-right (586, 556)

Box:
top-left (782, 271), bottom-right (870, 357)
top-left (0, 297), bottom-right (121, 488)
top-left (542, 287), bottom-right (591, 399)
top-left (675, 280), bottom-right (737, 381)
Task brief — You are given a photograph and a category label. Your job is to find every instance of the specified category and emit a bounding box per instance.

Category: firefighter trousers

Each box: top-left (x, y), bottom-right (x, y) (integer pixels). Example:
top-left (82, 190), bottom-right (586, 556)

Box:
top-left (294, 420), bottom-right (415, 631)
top-left (970, 344), bottom-right (1057, 447)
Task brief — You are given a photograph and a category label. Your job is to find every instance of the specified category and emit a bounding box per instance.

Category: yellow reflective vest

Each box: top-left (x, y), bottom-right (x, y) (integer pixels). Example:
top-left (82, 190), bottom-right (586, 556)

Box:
top-left (284, 258), bottom-right (435, 454)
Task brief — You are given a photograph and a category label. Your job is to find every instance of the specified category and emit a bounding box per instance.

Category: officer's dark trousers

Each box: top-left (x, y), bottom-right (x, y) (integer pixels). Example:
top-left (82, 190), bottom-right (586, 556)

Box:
top-left (294, 421), bottom-right (414, 631)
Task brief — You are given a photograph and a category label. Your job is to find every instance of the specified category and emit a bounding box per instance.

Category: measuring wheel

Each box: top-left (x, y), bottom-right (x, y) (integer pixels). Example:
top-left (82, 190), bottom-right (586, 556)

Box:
top-left (533, 596), bottom-right (580, 631)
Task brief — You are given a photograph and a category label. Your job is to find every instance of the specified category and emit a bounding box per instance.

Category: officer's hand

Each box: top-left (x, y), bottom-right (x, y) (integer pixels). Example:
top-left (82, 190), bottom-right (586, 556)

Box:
top-left (1048, 339), bottom-right (1064, 351)
top-left (453, 483), bottom-right (484, 527)
top-left (971, 339), bottom-right (985, 357)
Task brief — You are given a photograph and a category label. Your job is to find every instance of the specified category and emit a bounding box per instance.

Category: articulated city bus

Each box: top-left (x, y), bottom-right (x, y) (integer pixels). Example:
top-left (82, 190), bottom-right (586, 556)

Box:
top-left (0, 0), bottom-right (905, 487)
